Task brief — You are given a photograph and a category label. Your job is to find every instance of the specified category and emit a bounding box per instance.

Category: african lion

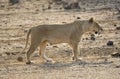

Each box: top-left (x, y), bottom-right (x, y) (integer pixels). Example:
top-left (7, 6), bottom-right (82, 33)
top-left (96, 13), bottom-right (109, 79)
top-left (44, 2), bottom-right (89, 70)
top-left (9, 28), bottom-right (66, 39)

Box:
top-left (18, 18), bottom-right (103, 64)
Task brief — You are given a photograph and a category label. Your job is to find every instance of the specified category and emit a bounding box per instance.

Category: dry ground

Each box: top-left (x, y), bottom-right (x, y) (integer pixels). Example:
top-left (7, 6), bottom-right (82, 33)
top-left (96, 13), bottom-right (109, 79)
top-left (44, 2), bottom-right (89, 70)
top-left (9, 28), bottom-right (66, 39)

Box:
top-left (0, 0), bottom-right (120, 79)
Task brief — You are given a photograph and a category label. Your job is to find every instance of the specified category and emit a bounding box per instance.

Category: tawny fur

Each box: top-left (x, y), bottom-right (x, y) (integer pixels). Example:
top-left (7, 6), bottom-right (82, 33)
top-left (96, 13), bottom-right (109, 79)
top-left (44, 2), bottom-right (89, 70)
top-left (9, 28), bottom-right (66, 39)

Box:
top-left (18, 18), bottom-right (103, 64)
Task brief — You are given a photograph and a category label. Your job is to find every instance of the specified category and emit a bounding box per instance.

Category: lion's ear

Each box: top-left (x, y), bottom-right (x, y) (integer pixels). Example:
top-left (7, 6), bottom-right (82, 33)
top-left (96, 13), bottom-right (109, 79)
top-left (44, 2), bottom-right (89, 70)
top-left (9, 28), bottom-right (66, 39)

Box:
top-left (89, 18), bottom-right (94, 23)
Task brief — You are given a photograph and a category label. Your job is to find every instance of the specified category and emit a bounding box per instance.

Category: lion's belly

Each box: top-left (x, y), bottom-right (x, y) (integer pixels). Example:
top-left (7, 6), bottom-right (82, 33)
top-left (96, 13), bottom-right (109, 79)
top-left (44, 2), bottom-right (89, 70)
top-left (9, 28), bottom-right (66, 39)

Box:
top-left (47, 37), bottom-right (70, 44)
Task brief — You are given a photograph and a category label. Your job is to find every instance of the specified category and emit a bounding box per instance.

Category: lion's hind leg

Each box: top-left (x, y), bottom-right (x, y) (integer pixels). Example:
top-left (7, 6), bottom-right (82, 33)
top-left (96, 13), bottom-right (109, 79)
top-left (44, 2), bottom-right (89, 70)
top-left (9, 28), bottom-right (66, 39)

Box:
top-left (40, 41), bottom-right (55, 63)
top-left (26, 38), bottom-right (41, 64)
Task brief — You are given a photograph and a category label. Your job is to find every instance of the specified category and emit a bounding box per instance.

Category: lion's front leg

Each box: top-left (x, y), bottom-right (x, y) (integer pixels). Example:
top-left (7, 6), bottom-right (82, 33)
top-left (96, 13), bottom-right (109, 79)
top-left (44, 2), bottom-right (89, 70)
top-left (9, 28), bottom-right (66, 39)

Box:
top-left (72, 46), bottom-right (78, 61)
top-left (69, 41), bottom-right (79, 61)
top-left (40, 41), bottom-right (55, 63)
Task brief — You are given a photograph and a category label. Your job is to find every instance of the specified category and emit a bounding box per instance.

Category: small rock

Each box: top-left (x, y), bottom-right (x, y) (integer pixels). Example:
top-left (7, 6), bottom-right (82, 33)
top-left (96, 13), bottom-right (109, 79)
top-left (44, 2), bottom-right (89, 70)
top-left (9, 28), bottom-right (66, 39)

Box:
top-left (116, 27), bottom-right (120, 30)
top-left (17, 57), bottom-right (23, 62)
top-left (85, 38), bottom-right (89, 40)
top-left (107, 41), bottom-right (114, 46)
top-left (8, 42), bottom-right (11, 45)
top-left (19, 25), bottom-right (22, 27)
top-left (36, 9), bottom-right (39, 12)
top-left (111, 52), bottom-right (120, 58)
top-left (114, 24), bottom-right (117, 27)
top-left (82, 38), bottom-right (85, 40)
top-left (62, 22), bottom-right (66, 24)
top-left (9, 0), bottom-right (19, 5)
top-left (26, 8), bottom-right (30, 10)
top-left (91, 34), bottom-right (95, 37)
top-left (11, 52), bottom-right (17, 55)
top-left (115, 47), bottom-right (118, 50)
top-left (0, 4), bottom-right (5, 8)
top-left (115, 65), bottom-right (120, 68)
top-left (46, 18), bottom-right (49, 20)
top-left (48, 5), bottom-right (51, 9)
top-left (5, 52), bottom-right (10, 55)
top-left (4, 22), bottom-right (7, 24)
top-left (90, 36), bottom-right (95, 41)
top-left (115, 32), bottom-right (118, 34)
top-left (95, 31), bottom-right (98, 34)
top-left (77, 17), bottom-right (80, 19)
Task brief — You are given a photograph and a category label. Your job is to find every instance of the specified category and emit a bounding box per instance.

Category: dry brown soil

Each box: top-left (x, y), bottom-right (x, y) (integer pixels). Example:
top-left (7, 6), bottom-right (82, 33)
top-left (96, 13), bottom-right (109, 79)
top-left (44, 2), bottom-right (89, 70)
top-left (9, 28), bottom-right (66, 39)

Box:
top-left (0, 0), bottom-right (120, 79)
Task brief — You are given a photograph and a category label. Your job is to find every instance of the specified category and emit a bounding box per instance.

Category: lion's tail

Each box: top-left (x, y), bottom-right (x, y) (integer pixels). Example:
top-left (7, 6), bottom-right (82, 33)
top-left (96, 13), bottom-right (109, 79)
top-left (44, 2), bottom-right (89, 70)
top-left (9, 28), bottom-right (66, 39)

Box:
top-left (17, 29), bottom-right (31, 58)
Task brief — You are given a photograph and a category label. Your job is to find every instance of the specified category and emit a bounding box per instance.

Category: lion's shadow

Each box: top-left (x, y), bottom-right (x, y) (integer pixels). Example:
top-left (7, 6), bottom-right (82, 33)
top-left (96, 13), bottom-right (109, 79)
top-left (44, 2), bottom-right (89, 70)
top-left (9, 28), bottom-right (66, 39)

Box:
top-left (33, 60), bottom-right (113, 67)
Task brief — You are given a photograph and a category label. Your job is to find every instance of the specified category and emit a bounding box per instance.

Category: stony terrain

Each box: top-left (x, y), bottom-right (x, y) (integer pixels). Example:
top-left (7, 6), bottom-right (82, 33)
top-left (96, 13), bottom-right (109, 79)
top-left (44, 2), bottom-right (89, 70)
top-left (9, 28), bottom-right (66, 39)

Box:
top-left (0, 0), bottom-right (120, 79)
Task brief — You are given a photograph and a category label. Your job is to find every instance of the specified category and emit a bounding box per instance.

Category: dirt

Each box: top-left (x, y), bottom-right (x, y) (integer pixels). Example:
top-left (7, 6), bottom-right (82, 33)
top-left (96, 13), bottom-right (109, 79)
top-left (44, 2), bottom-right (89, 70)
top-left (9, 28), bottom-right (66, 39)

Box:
top-left (0, 0), bottom-right (120, 79)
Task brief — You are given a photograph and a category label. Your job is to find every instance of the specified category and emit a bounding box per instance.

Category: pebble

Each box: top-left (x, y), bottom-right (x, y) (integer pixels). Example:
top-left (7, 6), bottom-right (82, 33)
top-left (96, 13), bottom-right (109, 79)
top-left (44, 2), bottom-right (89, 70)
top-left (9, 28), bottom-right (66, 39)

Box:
top-left (107, 41), bottom-right (114, 46)
top-left (111, 52), bottom-right (120, 58)
top-left (90, 36), bottom-right (95, 41)
top-left (116, 27), bottom-right (120, 30)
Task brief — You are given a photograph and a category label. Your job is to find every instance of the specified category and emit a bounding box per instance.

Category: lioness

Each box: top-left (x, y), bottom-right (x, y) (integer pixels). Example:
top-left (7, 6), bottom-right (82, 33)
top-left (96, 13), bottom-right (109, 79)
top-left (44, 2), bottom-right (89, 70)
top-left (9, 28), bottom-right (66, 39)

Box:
top-left (18, 18), bottom-right (103, 64)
